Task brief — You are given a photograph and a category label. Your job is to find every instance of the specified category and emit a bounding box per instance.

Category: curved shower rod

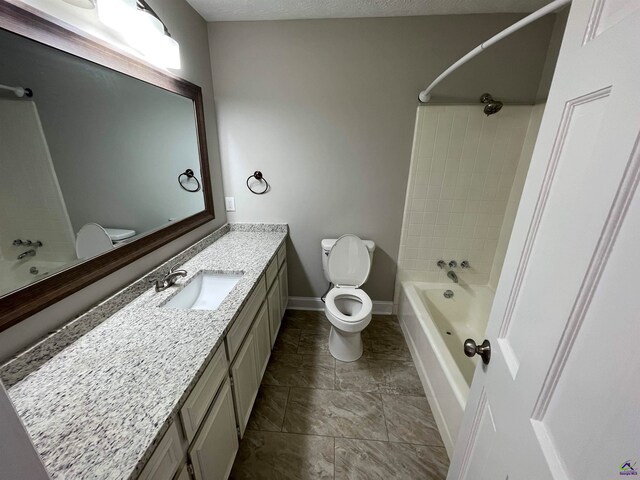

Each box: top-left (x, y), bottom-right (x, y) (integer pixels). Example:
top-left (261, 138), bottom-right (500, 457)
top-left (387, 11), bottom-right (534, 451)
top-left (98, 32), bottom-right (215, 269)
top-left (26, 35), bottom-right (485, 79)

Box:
top-left (0, 84), bottom-right (33, 98)
top-left (418, 0), bottom-right (571, 103)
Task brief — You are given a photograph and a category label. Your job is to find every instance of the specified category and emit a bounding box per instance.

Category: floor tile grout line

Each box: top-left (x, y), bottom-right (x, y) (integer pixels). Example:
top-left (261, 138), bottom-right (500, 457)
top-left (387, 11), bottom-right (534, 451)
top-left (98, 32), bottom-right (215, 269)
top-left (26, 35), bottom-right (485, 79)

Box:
top-left (379, 392), bottom-right (391, 443)
top-left (262, 380), bottom-right (425, 396)
top-left (333, 436), bottom-right (336, 480)
top-left (280, 386), bottom-right (292, 432)
top-left (252, 428), bottom-right (395, 443)
top-left (242, 427), bottom-right (449, 449)
top-left (234, 430), bottom-right (449, 479)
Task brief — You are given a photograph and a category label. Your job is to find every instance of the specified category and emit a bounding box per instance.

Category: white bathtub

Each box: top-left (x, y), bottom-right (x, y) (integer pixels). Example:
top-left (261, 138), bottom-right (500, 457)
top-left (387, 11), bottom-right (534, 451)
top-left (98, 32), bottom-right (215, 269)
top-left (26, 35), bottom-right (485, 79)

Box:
top-left (397, 281), bottom-right (493, 455)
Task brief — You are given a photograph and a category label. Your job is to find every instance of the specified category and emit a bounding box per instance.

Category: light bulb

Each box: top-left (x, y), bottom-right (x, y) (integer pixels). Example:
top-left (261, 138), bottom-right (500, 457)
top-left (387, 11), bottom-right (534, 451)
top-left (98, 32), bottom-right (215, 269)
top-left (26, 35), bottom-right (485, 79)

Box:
top-left (96, 0), bottom-right (181, 70)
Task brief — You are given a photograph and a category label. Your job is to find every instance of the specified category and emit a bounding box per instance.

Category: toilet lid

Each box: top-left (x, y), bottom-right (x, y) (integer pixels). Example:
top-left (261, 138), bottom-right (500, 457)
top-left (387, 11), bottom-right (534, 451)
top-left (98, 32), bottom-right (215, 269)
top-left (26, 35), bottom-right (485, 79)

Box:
top-left (327, 234), bottom-right (371, 288)
top-left (75, 223), bottom-right (114, 260)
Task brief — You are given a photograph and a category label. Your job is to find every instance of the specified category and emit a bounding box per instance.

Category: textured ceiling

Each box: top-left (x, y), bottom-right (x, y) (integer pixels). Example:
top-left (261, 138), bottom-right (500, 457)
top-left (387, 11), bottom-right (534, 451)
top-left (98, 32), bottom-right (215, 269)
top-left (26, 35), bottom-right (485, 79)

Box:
top-left (187, 0), bottom-right (554, 22)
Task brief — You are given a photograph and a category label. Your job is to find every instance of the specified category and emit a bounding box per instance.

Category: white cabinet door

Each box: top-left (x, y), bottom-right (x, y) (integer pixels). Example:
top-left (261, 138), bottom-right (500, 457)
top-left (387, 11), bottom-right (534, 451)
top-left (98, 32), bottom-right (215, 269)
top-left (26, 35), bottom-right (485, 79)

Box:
top-left (267, 279), bottom-right (281, 347)
top-left (139, 421), bottom-right (185, 480)
top-left (189, 380), bottom-right (239, 480)
top-left (253, 302), bottom-right (271, 380)
top-left (180, 346), bottom-right (227, 444)
top-left (230, 331), bottom-right (259, 436)
top-left (278, 262), bottom-right (288, 315)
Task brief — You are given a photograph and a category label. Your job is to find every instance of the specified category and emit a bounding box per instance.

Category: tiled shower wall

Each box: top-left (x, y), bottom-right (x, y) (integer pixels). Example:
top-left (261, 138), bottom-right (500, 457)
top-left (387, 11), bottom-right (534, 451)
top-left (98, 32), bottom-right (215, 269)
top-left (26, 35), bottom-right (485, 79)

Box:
top-left (397, 104), bottom-right (544, 286)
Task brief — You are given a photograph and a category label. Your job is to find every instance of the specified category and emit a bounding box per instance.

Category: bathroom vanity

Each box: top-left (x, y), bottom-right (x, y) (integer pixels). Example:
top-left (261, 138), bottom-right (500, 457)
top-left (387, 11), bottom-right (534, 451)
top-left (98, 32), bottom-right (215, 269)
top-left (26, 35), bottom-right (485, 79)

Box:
top-left (1, 224), bottom-right (289, 480)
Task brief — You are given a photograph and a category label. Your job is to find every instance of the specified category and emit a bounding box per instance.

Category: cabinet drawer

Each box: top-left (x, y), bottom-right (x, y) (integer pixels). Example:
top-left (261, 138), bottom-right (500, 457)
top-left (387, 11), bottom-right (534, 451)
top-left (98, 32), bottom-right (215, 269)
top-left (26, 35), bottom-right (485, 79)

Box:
top-left (277, 243), bottom-right (286, 267)
top-left (266, 258), bottom-right (278, 288)
top-left (139, 421), bottom-right (184, 480)
top-left (226, 277), bottom-right (266, 360)
top-left (180, 346), bottom-right (228, 444)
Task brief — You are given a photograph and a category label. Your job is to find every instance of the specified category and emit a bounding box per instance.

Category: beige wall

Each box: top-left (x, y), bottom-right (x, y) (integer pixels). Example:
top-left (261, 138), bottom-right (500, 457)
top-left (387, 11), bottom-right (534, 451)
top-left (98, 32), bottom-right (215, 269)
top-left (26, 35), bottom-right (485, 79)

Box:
top-left (0, 0), bottom-right (227, 361)
top-left (208, 14), bottom-right (556, 301)
top-left (536, 7), bottom-right (570, 102)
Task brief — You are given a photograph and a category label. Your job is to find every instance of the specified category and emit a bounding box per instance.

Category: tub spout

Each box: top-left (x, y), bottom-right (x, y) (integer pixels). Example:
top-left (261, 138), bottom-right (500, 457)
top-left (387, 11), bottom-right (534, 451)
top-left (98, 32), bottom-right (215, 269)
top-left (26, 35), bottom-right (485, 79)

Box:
top-left (447, 270), bottom-right (458, 283)
top-left (17, 249), bottom-right (36, 260)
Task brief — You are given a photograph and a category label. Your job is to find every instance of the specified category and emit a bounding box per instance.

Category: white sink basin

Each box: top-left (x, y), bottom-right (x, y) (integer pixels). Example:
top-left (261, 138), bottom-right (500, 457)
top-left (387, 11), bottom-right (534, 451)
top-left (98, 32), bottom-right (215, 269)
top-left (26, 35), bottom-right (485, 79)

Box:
top-left (163, 272), bottom-right (243, 310)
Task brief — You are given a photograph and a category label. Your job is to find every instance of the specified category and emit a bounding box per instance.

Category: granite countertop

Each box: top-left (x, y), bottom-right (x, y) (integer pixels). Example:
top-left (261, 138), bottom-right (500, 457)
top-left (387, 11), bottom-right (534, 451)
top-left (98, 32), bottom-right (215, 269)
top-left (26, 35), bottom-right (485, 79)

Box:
top-left (3, 225), bottom-right (287, 479)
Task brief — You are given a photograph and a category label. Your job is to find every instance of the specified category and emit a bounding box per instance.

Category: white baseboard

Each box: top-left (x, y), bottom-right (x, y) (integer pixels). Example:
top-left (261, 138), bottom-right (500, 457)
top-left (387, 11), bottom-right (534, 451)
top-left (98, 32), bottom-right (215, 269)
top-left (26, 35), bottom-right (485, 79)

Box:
top-left (287, 296), bottom-right (394, 315)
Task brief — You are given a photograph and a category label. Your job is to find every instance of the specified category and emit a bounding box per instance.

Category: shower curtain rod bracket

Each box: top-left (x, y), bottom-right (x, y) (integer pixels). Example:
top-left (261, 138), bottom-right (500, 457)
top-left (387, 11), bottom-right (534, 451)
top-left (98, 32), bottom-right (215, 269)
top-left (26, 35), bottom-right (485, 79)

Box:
top-left (0, 84), bottom-right (33, 98)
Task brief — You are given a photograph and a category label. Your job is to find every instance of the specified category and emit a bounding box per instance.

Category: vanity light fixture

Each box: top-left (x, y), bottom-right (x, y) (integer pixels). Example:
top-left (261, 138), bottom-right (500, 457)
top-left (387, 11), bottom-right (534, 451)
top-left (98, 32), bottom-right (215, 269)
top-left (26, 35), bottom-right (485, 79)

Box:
top-left (96, 0), bottom-right (180, 70)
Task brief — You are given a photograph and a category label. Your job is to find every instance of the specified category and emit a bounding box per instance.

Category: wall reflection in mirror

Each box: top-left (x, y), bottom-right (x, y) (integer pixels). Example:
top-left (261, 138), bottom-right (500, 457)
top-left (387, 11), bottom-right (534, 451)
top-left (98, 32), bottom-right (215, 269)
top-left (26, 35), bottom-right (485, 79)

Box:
top-left (0, 28), bottom-right (205, 297)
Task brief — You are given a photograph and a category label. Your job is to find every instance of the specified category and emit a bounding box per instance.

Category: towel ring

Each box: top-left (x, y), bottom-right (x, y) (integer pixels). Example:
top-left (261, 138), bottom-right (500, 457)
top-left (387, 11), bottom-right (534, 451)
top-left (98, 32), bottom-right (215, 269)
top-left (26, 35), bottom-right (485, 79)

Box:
top-left (178, 169), bottom-right (201, 192)
top-left (246, 171), bottom-right (270, 195)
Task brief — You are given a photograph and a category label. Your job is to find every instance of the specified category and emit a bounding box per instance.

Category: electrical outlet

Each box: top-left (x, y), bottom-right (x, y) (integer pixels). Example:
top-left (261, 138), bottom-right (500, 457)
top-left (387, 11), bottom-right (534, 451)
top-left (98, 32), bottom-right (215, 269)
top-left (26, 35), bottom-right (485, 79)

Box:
top-left (225, 197), bottom-right (236, 212)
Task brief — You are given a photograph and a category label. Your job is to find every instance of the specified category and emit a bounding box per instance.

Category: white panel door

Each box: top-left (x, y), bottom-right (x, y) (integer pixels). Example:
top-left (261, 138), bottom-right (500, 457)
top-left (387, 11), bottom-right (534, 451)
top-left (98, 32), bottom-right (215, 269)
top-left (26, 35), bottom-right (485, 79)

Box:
top-left (230, 331), bottom-right (259, 437)
top-left (267, 280), bottom-right (281, 347)
top-left (449, 1), bottom-right (640, 479)
top-left (189, 380), bottom-right (239, 480)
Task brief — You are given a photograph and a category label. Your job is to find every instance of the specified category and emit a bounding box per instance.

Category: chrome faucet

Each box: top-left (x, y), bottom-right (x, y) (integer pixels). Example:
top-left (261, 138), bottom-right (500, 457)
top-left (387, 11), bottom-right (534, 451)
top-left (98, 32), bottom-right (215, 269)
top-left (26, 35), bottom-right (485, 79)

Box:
top-left (17, 249), bottom-right (36, 260)
top-left (155, 265), bottom-right (187, 292)
top-left (447, 270), bottom-right (459, 284)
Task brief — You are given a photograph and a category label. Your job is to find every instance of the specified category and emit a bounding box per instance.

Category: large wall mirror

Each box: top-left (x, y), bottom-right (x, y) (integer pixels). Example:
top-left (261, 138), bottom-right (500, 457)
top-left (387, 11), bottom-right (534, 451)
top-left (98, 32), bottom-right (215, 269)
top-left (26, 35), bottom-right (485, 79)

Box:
top-left (0, 2), bottom-right (215, 331)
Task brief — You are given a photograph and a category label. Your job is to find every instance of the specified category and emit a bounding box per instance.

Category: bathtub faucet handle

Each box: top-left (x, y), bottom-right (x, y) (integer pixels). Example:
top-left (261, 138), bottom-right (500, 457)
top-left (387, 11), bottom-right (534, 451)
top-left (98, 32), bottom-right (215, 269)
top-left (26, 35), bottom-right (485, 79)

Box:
top-left (463, 338), bottom-right (491, 365)
top-left (448, 260), bottom-right (458, 268)
top-left (461, 260), bottom-right (470, 269)
top-left (437, 260), bottom-right (447, 269)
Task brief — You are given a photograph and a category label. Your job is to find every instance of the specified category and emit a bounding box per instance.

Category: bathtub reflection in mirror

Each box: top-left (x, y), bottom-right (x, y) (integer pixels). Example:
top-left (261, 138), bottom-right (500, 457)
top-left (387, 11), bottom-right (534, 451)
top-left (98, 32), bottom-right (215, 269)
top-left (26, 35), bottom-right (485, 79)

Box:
top-left (0, 28), bottom-right (205, 297)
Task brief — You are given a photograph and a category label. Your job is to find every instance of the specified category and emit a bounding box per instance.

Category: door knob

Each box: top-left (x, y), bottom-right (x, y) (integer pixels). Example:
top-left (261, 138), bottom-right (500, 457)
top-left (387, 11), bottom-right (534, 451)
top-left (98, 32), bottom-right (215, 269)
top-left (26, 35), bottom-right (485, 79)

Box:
top-left (463, 339), bottom-right (491, 365)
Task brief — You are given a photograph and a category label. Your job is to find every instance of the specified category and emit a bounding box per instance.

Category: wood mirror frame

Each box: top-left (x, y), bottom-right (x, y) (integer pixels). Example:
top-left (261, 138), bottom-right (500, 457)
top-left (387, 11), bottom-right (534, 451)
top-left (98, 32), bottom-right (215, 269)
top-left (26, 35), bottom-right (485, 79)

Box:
top-left (0, 1), bottom-right (216, 332)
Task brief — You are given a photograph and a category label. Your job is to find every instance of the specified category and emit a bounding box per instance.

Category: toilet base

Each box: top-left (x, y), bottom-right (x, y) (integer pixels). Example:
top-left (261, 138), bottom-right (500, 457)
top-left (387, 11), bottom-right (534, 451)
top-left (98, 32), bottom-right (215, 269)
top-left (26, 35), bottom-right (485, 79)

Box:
top-left (328, 327), bottom-right (363, 362)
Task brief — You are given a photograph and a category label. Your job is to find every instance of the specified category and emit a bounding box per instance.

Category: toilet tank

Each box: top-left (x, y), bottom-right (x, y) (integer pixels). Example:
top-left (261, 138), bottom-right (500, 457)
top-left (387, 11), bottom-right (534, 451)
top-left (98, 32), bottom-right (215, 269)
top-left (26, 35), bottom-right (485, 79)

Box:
top-left (321, 238), bottom-right (375, 283)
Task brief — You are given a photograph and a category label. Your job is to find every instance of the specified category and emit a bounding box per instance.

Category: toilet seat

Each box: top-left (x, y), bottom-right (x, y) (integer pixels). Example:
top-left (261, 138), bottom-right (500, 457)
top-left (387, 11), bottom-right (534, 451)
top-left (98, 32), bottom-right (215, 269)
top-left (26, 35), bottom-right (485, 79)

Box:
top-left (325, 287), bottom-right (373, 329)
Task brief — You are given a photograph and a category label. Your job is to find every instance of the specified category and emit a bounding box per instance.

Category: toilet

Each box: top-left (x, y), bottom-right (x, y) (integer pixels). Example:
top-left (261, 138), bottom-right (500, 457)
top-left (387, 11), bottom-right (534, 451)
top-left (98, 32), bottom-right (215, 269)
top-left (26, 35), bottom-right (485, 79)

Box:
top-left (322, 234), bottom-right (375, 362)
top-left (75, 223), bottom-right (136, 260)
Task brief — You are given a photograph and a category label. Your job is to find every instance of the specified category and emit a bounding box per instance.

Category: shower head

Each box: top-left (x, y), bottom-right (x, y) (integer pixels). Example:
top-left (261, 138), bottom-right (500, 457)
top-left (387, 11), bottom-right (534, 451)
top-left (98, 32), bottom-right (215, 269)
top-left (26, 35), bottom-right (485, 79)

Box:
top-left (480, 93), bottom-right (503, 116)
top-left (483, 101), bottom-right (503, 116)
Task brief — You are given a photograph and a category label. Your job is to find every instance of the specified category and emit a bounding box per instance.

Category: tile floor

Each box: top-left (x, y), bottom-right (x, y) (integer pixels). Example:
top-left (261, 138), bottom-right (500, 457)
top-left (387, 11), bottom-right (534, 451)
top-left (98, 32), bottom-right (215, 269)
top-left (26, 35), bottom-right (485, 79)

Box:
top-left (230, 310), bottom-right (450, 479)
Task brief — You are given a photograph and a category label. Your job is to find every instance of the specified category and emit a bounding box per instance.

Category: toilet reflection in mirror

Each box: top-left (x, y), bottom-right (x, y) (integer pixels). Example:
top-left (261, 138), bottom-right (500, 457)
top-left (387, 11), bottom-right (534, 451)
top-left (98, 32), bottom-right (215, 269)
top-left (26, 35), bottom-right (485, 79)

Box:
top-left (0, 27), bottom-right (206, 297)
